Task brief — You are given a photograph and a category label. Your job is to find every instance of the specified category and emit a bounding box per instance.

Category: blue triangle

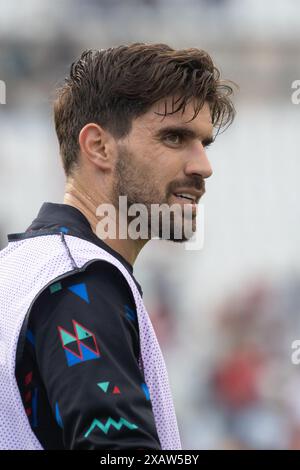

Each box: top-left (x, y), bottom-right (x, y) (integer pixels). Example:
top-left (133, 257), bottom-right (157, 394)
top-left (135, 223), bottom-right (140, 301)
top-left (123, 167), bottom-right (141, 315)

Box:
top-left (65, 348), bottom-right (82, 367)
top-left (55, 402), bottom-right (63, 428)
top-left (80, 343), bottom-right (100, 362)
top-left (68, 283), bottom-right (90, 303)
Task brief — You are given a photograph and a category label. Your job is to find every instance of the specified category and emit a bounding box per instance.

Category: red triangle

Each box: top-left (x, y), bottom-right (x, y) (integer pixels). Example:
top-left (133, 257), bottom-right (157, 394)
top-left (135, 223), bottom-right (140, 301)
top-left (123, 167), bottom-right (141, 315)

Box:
top-left (113, 386), bottom-right (121, 394)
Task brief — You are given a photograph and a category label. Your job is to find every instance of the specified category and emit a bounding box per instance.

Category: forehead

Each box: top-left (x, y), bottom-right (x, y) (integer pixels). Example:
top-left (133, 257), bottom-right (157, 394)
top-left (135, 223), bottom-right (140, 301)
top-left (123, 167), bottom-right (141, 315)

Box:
top-left (132, 97), bottom-right (213, 138)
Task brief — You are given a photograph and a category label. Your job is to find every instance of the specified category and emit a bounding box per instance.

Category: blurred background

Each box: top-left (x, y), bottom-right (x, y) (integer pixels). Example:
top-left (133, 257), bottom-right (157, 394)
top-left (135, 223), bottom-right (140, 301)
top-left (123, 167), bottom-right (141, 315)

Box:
top-left (1, 0), bottom-right (300, 449)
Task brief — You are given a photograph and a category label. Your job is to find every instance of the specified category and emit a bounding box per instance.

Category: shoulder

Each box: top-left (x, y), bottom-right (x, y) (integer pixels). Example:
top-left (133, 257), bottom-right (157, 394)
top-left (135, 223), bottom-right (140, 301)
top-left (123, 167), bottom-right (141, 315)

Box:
top-left (27, 259), bottom-right (139, 345)
top-left (34, 259), bottom-right (135, 314)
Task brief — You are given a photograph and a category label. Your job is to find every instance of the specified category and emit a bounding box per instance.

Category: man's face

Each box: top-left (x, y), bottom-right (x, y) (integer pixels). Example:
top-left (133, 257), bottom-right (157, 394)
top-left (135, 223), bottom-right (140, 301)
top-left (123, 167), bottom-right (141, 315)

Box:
top-left (113, 98), bottom-right (214, 242)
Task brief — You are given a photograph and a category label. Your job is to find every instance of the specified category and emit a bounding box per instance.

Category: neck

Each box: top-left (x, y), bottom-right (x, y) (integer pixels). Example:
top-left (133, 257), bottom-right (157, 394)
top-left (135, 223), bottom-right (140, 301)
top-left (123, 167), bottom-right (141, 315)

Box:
top-left (63, 177), bottom-right (147, 266)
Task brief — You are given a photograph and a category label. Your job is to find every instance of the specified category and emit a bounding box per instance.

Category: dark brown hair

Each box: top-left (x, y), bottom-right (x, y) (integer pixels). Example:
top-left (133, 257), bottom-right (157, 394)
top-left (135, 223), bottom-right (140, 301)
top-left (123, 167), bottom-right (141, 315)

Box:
top-left (54, 43), bottom-right (236, 176)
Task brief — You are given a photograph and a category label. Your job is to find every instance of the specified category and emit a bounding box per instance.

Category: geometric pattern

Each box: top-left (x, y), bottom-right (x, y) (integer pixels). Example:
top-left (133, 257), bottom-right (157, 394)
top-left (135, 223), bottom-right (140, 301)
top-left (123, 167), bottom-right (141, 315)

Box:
top-left (55, 402), bottom-right (63, 428)
top-left (97, 381), bottom-right (121, 394)
top-left (57, 320), bottom-right (100, 367)
top-left (141, 382), bottom-right (150, 401)
top-left (124, 304), bottom-right (137, 322)
top-left (67, 283), bottom-right (90, 303)
top-left (23, 371), bottom-right (38, 428)
top-left (26, 329), bottom-right (35, 347)
top-left (84, 417), bottom-right (138, 438)
top-left (49, 280), bottom-right (90, 304)
top-left (24, 371), bottom-right (32, 418)
top-left (49, 282), bottom-right (62, 294)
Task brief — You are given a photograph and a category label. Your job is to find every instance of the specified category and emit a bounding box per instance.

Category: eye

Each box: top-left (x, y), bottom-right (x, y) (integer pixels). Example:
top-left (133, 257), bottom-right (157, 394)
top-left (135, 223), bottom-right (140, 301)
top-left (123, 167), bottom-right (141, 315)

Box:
top-left (202, 137), bottom-right (214, 150)
top-left (164, 133), bottom-right (183, 145)
top-left (203, 142), bottom-right (212, 151)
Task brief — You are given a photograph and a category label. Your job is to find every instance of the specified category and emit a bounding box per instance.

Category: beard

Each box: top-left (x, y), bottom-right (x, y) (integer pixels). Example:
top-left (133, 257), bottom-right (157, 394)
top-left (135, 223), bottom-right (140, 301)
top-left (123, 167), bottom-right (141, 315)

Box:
top-left (112, 144), bottom-right (198, 242)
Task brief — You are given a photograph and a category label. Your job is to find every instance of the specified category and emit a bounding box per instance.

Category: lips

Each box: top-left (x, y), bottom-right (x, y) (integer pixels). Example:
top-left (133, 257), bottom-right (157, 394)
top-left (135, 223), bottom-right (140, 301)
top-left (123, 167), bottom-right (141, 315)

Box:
top-left (172, 188), bottom-right (205, 204)
top-left (171, 194), bottom-right (198, 211)
top-left (174, 193), bottom-right (196, 203)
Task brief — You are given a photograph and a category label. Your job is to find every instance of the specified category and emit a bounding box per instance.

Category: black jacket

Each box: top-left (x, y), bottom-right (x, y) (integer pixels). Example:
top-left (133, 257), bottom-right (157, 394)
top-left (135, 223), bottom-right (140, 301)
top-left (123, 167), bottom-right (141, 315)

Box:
top-left (14, 202), bottom-right (161, 450)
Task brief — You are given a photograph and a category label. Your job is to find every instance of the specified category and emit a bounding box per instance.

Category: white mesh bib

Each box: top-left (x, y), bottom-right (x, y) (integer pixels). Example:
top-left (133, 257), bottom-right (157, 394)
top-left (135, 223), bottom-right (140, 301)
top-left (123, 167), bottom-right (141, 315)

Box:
top-left (0, 231), bottom-right (182, 450)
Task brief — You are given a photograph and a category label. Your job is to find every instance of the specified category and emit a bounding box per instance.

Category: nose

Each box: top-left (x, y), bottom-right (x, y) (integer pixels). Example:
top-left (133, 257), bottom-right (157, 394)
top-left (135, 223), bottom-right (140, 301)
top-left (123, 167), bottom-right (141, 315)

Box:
top-left (184, 144), bottom-right (213, 179)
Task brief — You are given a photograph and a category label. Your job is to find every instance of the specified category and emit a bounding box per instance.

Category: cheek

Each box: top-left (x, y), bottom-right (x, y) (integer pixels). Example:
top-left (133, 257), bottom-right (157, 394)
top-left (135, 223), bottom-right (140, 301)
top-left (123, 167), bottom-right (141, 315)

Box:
top-left (159, 151), bottom-right (185, 187)
top-left (130, 142), bottom-right (181, 197)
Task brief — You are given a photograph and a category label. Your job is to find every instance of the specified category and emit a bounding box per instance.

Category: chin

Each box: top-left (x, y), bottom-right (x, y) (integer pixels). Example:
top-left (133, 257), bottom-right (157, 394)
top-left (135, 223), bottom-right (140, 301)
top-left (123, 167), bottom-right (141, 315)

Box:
top-left (156, 222), bottom-right (197, 242)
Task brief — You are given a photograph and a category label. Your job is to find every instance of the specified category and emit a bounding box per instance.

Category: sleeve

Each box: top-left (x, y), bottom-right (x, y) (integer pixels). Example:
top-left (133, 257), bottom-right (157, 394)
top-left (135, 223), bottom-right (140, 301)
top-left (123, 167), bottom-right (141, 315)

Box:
top-left (29, 261), bottom-right (161, 450)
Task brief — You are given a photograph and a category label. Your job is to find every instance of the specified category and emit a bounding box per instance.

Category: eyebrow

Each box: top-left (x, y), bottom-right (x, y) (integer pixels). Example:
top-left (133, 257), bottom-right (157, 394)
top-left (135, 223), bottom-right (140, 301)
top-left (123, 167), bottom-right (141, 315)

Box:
top-left (153, 125), bottom-right (215, 147)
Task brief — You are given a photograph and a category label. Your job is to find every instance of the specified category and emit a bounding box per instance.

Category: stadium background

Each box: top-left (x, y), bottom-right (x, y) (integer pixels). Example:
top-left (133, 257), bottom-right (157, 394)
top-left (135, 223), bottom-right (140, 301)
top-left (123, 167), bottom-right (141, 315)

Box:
top-left (1, 0), bottom-right (300, 449)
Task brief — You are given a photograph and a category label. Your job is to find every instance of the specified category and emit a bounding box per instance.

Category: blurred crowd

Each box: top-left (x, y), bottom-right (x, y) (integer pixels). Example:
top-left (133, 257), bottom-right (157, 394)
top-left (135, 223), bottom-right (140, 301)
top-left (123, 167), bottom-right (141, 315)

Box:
top-left (149, 270), bottom-right (300, 449)
top-left (1, 0), bottom-right (300, 449)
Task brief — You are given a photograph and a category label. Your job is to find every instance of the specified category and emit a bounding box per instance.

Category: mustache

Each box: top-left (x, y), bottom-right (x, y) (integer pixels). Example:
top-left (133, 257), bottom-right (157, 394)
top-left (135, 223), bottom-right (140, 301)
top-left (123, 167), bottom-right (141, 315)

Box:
top-left (168, 175), bottom-right (205, 194)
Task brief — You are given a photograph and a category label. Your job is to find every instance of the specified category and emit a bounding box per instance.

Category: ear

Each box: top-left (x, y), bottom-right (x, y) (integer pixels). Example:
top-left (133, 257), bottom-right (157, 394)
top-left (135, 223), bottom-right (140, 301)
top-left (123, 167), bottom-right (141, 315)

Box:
top-left (78, 123), bottom-right (114, 171)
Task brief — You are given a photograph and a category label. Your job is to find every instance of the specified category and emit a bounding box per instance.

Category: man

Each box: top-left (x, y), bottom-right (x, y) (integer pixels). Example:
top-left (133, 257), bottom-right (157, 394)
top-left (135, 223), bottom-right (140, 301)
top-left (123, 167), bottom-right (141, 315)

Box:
top-left (0, 43), bottom-right (235, 450)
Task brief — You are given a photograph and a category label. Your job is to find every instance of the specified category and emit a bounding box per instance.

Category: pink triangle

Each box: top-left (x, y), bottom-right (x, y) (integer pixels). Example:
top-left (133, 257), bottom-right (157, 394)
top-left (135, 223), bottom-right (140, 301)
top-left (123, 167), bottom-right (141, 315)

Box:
top-left (113, 386), bottom-right (121, 394)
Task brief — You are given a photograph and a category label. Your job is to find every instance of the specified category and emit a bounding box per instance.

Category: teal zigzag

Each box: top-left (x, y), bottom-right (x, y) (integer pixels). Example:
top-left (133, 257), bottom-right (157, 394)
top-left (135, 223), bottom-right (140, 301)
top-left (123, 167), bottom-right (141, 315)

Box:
top-left (84, 417), bottom-right (138, 438)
